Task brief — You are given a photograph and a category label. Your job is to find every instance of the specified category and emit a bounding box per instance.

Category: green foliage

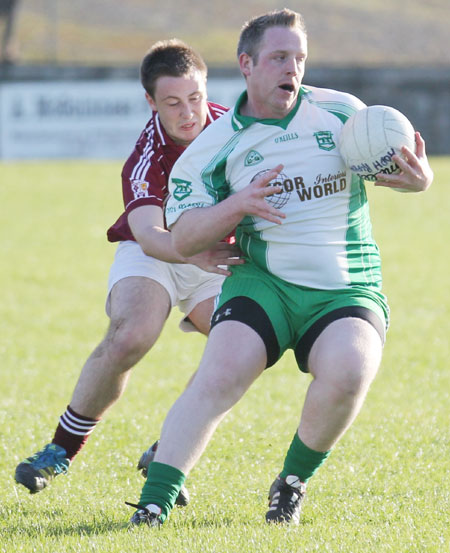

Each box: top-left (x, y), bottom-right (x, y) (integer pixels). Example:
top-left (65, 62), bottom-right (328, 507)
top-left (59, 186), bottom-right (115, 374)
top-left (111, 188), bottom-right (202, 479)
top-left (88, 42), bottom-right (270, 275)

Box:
top-left (0, 160), bottom-right (449, 552)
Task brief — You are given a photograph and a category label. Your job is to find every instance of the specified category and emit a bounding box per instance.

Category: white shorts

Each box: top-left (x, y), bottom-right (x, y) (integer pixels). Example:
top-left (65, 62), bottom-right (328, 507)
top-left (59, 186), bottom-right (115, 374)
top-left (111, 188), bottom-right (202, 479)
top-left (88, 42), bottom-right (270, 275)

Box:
top-left (106, 241), bottom-right (225, 329)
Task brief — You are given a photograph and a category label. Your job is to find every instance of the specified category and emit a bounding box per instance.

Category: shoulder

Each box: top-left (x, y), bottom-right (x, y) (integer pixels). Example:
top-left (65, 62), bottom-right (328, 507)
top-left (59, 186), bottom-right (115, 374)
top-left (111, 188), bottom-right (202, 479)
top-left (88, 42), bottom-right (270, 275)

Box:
top-left (131, 112), bottom-right (159, 153)
top-left (206, 101), bottom-right (230, 122)
top-left (301, 84), bottom-right (366, 113)
top-left (122, 113), bottom-right (168, 176)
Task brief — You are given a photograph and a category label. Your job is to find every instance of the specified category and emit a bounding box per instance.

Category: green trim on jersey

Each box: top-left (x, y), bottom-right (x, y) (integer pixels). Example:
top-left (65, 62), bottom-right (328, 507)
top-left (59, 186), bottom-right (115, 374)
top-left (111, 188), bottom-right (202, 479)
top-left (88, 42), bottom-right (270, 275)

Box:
top-left (236, 227), bottom-right (270, 271)
top-left (166, 84), bottom-right (381, 291)
top-left (200, 131), bottom-right (245, 202)
top-left (346, 174), bottom-right (382, 287)
top-left (302, 88), bottom-right (359, 123)
top-left (298, 88), bottom-right (381, 287)
top-left (231, 90), bottom-right (304, 131)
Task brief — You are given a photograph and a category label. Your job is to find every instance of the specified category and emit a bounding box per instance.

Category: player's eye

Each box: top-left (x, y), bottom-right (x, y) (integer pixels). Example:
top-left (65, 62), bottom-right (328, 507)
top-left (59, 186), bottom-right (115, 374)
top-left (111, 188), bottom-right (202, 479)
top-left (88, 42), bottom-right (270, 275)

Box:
top-left (190, 95), bottom-right (201, 103)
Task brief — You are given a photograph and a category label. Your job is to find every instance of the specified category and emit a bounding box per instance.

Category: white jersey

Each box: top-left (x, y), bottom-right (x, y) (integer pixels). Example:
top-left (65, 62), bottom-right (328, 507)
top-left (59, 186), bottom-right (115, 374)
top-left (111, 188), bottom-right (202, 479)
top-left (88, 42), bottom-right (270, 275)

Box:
top-left (166, 85), bottom-right (382, 291)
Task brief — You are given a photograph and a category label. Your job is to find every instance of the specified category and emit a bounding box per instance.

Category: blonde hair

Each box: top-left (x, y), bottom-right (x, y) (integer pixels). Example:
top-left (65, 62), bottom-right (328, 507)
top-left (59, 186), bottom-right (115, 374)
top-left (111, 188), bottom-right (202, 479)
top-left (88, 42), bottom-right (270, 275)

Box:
top-left (237, 8), bottom-right (307, 63)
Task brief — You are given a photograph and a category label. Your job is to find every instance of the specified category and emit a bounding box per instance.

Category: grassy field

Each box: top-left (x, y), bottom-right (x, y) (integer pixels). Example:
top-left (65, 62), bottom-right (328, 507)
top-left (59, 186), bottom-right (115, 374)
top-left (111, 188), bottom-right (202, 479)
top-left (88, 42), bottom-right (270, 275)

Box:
top-left (0, 159), bottom-right (449, 552)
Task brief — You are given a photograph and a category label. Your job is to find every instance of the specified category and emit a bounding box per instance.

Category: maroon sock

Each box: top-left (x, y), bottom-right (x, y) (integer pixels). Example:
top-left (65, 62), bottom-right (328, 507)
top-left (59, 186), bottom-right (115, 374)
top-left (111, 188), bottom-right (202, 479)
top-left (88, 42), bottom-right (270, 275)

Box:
top-left (52, 405), bottom-right (100, 460)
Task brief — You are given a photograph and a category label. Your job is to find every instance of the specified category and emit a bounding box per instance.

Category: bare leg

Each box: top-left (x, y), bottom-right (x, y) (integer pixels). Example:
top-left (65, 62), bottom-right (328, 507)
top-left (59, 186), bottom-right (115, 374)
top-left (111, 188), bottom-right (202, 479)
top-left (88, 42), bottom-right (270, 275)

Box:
top-left (154, 321), bottom-right (268, 474)
top-left (187, 296), bottom-right (216, 335)
top-left (298, 317), bottom-right (383, 451)
top-left (70, 276), bottom-right (171, 418)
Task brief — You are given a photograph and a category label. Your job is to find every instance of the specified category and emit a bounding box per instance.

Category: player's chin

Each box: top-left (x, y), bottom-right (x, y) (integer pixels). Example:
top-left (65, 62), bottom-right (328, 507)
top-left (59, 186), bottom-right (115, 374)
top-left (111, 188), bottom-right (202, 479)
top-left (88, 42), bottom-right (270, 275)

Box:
top-left (274, 97), bottom-right (297, 116)
top-left (277, 90), bottom-right (297, 107)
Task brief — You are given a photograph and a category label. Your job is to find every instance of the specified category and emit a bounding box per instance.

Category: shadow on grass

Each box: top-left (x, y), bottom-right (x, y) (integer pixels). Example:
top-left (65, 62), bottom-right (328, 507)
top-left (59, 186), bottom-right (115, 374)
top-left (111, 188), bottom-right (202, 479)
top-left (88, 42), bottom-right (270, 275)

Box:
top-left (3, 519), bottom-right (130, 538)
top-left (1, 504), bottom-right (130, 537)
top-left (2, 515), bottom-right (314, 538)
top-left (172, 513), bottom-right (313, 529)
top-left (2, 502), bottom-right (314, 537)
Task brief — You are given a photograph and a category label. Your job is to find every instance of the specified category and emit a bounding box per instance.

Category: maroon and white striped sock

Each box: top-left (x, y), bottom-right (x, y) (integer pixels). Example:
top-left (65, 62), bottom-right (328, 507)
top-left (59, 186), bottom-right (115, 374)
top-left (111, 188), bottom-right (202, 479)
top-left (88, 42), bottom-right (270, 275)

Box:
top-left (52, 405), bottom-right (100, 460)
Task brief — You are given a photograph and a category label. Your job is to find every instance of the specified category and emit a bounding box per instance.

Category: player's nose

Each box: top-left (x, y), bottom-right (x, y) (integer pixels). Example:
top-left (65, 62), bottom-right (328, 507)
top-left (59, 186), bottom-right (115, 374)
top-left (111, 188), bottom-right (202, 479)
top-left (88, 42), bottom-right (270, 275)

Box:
top-left (179, 102), bottom-right (194, 119)
top-left (285, 57), bottom-right (298, 75)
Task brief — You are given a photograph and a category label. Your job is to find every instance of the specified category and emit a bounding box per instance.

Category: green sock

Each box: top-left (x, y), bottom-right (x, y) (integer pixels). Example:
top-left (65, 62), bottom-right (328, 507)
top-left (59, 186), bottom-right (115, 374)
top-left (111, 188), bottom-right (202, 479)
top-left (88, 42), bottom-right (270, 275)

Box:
top-left (280, 433), bottom-right (331, 484)
top-left (139, 461), bottom-right (186, 522)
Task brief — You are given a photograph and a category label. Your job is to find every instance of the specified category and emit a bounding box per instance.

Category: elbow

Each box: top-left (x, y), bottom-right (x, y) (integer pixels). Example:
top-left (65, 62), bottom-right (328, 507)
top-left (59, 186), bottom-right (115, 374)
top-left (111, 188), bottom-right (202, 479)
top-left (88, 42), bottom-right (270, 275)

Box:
top-left (140, 244), bottom-right (155, 258)
top-left (172, 230), bottom-right (197, 258)
top-left (133, 236), bottom-right (155, 258)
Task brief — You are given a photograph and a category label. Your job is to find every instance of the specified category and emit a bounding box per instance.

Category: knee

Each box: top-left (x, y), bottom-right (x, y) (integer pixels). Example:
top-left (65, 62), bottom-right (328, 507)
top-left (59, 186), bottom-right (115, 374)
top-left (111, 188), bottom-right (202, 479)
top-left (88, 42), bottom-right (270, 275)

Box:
top-left (309, 319), bottom-right (382, 399)
top-left (336, 363), bottom-right (373, 399)
top-left (194, 362), bottom-right (258, 410)
top-left (323, 349), bottom-right (380, 402)
top-left (103, 319), bottom-right (155, 368)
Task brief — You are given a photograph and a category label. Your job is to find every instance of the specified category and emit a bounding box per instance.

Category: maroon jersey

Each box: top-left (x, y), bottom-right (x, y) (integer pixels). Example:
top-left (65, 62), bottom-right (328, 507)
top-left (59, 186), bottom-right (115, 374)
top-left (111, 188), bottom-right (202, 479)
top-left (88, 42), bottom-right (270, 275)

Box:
top-left (107, 101), bottom-right (228, 243)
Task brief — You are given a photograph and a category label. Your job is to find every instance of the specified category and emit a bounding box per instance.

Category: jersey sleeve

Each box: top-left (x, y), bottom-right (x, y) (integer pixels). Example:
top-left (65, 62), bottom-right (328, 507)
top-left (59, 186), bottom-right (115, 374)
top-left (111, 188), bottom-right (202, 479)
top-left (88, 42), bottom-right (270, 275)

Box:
top-left (121, 137), bottom-right (167, 217)
top-left (165, 151), bottom-right (217, 228)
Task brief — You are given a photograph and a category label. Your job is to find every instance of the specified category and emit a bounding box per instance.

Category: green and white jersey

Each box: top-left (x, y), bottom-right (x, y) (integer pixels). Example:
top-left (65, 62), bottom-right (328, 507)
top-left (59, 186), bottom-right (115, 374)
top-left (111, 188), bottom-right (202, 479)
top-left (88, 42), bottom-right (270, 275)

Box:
top-left (166, 85), bottom-right (382, 291)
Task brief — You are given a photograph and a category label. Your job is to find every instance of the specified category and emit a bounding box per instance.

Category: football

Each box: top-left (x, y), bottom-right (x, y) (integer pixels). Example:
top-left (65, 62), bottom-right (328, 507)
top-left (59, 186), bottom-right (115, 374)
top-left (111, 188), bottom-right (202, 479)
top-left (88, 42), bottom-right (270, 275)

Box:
top-left (338, 105), bottom-right (416, 181)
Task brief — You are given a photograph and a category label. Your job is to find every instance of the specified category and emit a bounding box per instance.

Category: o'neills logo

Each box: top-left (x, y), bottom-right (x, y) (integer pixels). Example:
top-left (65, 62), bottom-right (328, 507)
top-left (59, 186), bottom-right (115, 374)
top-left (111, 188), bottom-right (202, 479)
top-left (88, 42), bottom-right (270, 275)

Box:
top-left (275, 132), bottom-right (299, 144)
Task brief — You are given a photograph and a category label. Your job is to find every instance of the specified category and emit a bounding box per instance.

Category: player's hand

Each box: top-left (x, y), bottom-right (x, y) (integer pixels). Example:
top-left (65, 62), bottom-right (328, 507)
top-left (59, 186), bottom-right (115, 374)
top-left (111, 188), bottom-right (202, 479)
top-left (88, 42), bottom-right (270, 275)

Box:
top-left (188, 242), bottom-right (244, 276)
top-left (234, 164), bottom-right (287, 223)
top-left (374, 132), bottom-right (433, 192)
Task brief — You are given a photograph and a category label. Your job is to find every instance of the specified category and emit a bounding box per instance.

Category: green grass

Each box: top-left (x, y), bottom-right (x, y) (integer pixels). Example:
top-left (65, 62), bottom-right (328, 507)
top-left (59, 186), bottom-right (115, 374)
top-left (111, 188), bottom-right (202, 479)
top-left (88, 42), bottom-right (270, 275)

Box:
top-left (0, 159), bottom-right (449, 552)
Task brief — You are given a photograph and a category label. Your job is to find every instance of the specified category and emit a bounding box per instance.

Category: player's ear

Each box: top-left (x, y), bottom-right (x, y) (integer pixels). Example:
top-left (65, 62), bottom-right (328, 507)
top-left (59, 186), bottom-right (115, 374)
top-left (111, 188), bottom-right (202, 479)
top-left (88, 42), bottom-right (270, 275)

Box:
top-left (239, 52), bottom-right (252, 78)
top-left (145, 92), bottom-right (157, 112)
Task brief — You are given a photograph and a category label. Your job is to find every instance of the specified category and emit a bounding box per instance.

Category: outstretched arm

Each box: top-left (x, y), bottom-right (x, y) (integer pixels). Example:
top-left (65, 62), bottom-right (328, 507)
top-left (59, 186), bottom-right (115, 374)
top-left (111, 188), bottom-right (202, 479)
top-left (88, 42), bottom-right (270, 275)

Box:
top-left (171, 165), bottom-right (286, 258)
top-left (375, 132), bottom-right (433, 192)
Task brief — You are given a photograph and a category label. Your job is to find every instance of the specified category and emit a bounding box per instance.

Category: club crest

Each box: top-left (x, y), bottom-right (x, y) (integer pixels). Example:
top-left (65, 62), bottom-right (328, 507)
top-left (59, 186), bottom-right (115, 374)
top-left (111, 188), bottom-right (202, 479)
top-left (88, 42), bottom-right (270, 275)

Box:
top-left (314, 131), bottom-right (336, 151)
top-left (172, 178), bottom-right (193, 201)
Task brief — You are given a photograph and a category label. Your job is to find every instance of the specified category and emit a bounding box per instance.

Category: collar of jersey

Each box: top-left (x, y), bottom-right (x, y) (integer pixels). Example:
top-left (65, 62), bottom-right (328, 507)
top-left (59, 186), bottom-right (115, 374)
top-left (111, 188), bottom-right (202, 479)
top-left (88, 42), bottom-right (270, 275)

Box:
top-left (231, 87), bottom-right (307, 131)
